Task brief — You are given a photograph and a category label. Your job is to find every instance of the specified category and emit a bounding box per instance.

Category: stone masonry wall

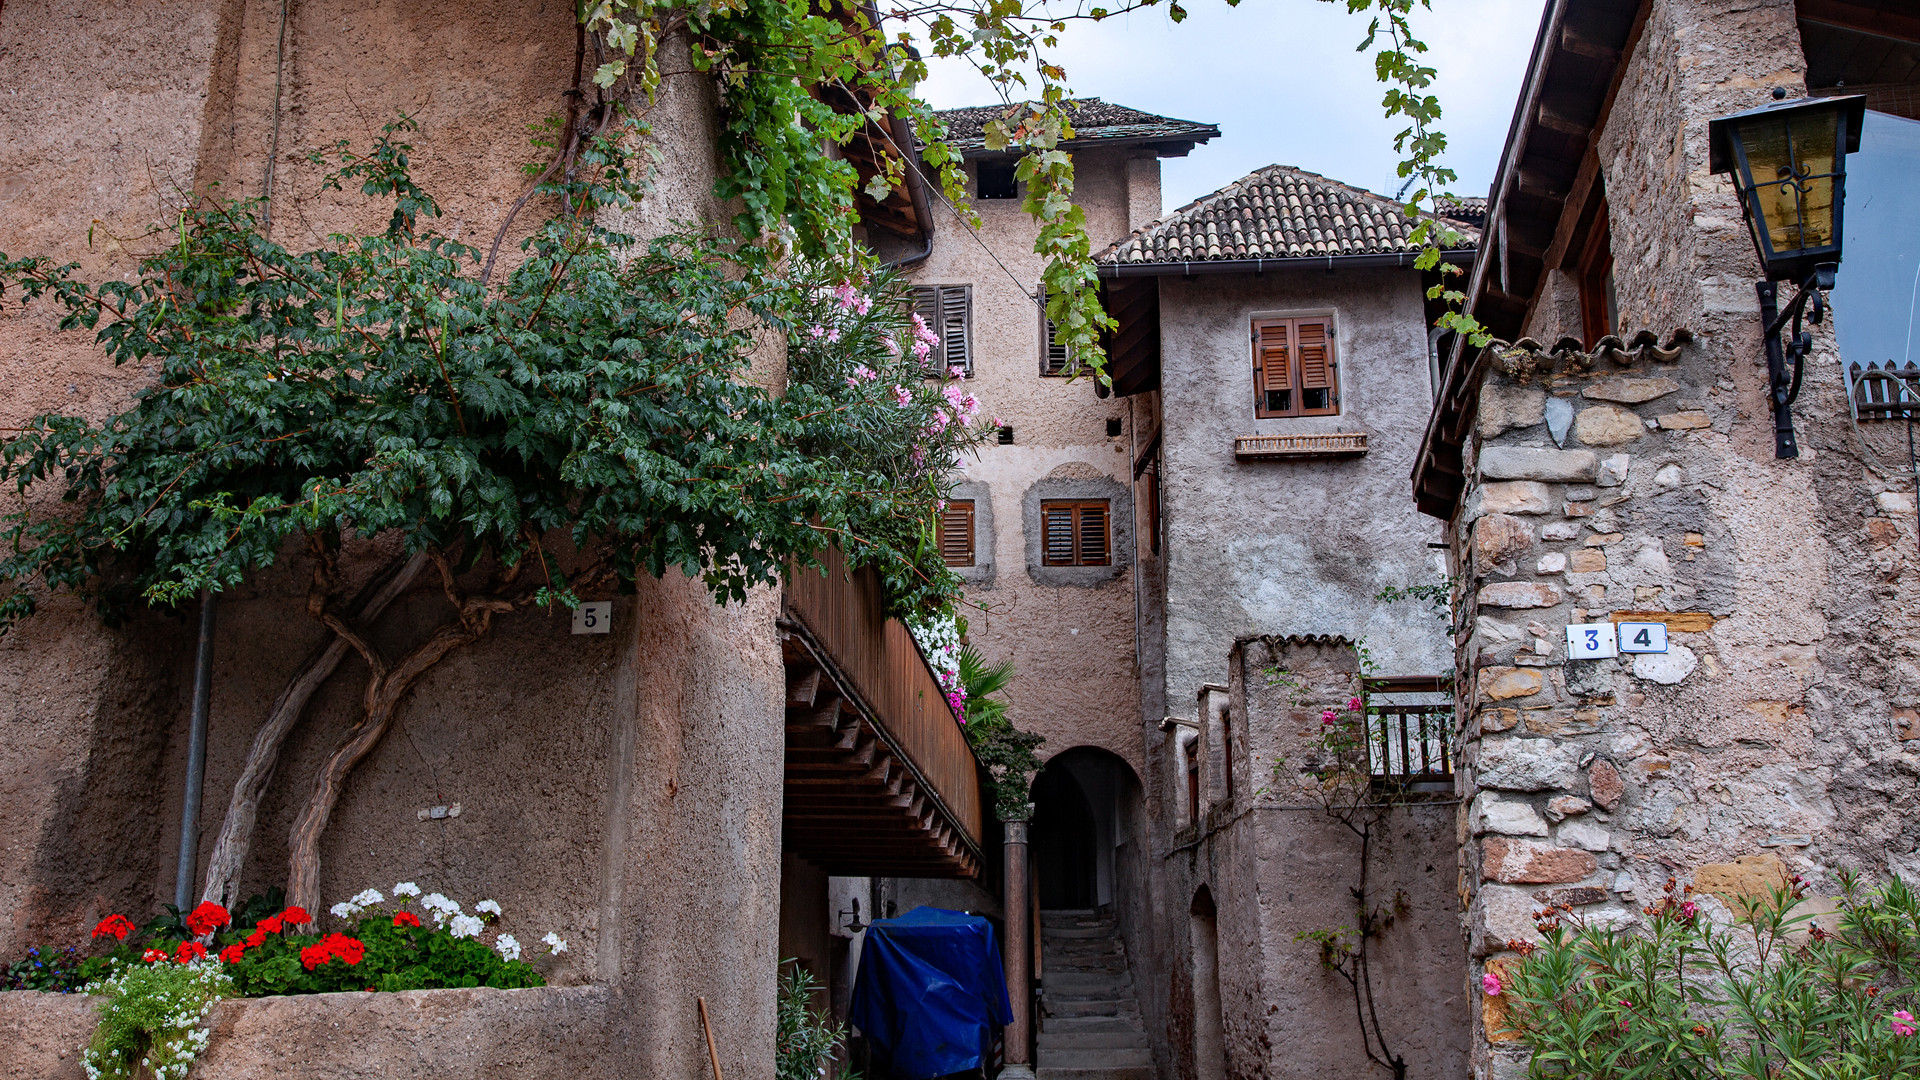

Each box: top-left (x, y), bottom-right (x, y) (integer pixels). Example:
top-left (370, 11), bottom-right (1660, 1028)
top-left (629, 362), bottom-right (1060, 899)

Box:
top-left (1451, 2), bottom-right (1920, 1077)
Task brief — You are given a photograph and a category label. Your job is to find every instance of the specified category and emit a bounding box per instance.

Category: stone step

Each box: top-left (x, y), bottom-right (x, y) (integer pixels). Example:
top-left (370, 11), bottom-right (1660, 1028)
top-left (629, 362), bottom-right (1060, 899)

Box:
top-left (1045, 961), bottom-right (1128, 977)
top-left (1039, 908), bottom-right (1104, 917)
top-left (1040, 925), bottom-right (1114, 939)
top-left (1046, 972), bottom-right (1132, 993)
top-left (1035, 1067), bottom-right (1151, 1080)
top-left (1037, 1048), bottom-right (1153, 1070)
top-left (1037, 1032), bottom-right (1150, 1051)
top-left (1045, 986), bottom-right (1135, 1004)
top-left (1044, 997), bottom-right (1140, 1018)
top-left (1041, 1016), bottom-right (1142, 1035)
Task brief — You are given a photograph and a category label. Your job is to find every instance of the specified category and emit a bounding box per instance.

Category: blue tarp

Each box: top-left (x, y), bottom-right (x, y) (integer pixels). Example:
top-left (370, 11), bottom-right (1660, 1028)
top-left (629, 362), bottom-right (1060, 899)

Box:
top-left (849, 906), bottom-right (1014, 1079)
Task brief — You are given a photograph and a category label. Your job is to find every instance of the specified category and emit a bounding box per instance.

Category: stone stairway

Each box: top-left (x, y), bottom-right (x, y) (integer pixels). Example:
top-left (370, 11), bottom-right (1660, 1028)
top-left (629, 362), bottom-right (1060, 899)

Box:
top-left (1036, 909), bottom-right (1152, 1080)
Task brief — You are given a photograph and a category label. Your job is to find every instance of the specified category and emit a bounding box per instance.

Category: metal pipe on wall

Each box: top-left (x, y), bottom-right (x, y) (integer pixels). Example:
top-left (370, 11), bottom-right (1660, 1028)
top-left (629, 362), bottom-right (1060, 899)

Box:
top-left (174, 589), bottom-right (217, 913)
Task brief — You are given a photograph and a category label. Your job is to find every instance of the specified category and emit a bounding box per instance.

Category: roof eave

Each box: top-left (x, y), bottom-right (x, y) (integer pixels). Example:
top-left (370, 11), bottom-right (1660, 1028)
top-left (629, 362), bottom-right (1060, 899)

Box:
top-left (1095, 248), bottom-right (1477, 278)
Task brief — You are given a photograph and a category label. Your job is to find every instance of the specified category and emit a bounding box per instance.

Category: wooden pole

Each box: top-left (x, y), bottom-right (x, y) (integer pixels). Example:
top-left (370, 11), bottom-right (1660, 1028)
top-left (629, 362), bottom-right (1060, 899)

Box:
top-left (698, 996), bottom-right (724, 1080)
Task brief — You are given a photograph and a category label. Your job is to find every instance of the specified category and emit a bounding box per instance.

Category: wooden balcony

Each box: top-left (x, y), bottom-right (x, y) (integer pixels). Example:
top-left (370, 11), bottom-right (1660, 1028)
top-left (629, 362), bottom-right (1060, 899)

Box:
top-left (780, 548), bottom-right (984, 878)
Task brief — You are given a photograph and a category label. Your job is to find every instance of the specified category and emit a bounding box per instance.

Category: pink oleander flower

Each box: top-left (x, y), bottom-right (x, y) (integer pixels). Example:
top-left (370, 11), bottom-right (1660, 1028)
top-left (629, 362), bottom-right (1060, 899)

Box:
top-left (942, 383), bottom-right (967, 409)
top-left (1347, 696), bottom-right (1363, 712)
top-left (910, 313), bottom-right (938, 345)
top-left (927, 410), bottom-right (951, 434)
top-left (948, 365), bottom-right (966, 379)
top-left (1481, 972), bottom-right (1502, 996)
top-left (1321, 709), bottom-right (1337, 725)
top-left (1891, 1011), bottom-right (1916, 1037)
top-left (826, 328), bottom-right (841, 343)
top-left (912, 340), bottom-right (932, 361)
top-left (852, 364), bottom-right (876, 381)
top-left (807, 324), bottom-right (825, 339)
top-left (833, 282), bottom-right (859, 309)
top-left (936, 500), bottom-right (947, 511)
top-left (882, 335), bottom-right (900, 356)
top-left (958, 412), bottom-right (974, 427)
top-left (846, 376), bottom-right (861, 388)
top-left (1677, 900), bottom-right (1697, 921)
top-left (961, 393), bottom-right (980, 415)
top-left (893, 386), bottom-right (912, 407)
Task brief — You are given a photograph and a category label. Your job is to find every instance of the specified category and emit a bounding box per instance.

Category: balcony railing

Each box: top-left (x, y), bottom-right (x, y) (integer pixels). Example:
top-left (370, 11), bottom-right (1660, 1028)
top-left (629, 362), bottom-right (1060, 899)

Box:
top-left (1363, 676), bottom-right (1455, 789)
top-left (780, 547), bottom-right (984, 876)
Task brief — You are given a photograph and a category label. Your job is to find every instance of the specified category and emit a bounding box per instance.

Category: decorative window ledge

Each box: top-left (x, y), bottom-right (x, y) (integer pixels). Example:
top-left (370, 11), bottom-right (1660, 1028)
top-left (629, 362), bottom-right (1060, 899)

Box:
top-left (1234, 432), bottom-right (1368, 459)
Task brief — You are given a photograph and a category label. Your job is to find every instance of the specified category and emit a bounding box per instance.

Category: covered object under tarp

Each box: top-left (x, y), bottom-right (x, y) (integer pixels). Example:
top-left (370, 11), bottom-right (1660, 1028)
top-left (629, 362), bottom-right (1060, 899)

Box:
top-left (848, 906), bottom-right (1014, 1079)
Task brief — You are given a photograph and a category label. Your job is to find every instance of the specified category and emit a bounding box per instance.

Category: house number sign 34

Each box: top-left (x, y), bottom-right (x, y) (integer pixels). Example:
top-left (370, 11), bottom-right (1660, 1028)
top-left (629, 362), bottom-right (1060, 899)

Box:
top-left (1565, 621), bottom-right (1671, 659)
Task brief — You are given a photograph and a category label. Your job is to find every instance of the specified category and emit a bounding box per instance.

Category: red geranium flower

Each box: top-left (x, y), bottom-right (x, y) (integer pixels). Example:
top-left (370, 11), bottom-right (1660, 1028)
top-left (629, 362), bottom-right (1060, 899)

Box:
top-left (244, 928), bottom-right (267, 948)
top-left (299, 932), bottom-right (366, 970)
top-left (257, 915), bottom-right (284, 935)
top-left (174, 941), bottom-right (208, 964)
top-left (219, 944), bottom-right (246, 963)
top-left (92, 914), bottom-right (136, 941)
top-left (184, 901), bottom-right (230, 936)
top-left (393, 911), bottom-right (421, 928)
top-left (279, 906), bottom-right (312, 926)
top-left (142, 948), bottom-right (169, 963)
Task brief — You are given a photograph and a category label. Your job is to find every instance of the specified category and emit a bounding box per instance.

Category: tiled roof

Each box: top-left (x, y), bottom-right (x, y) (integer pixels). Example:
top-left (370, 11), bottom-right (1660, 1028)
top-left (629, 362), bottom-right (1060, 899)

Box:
top-left (1435, 195), bottom-right (1488, 230)
top-left (1099, 164), bottom-right (1480, 266)
top-left (932, 98), bottom-right (1219, 154)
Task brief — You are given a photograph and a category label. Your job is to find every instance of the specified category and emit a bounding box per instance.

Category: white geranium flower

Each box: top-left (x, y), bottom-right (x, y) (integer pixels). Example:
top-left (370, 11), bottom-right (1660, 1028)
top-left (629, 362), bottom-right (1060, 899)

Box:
top-left (542, 932), bottom-right (568, 954)
top-left (330, 902), bottom-right (362, 920)
top-left (393, 881), bottom-right (422, 898)
top-left (448, 914), bottom-right (484, 939)
top-left (350, 888), bottom-right (385, 907)
top-left (420, 893), bottom-right (461, 924)
top-left (475, 899), bottom-right (502, 918)
top-left (493, 934), bottom-right (521, 961)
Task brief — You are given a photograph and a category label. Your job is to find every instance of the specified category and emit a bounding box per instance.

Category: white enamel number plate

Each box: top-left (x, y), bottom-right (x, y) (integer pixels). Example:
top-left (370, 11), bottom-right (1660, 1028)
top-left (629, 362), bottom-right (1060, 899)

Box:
top-left (1566, 622), bottom-right (1620, 659)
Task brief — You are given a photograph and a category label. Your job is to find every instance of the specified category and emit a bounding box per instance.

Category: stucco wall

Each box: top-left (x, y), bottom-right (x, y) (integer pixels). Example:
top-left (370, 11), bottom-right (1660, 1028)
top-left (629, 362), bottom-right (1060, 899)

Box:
top-left (1155, 267), bottom-right (1452, 718)
top-left (915, 146), bottom-right (1162, 774)
top-left (1450, 2), bottom-right (1920, 1077)
top-left (0, 5), bottom-right (786, 1076)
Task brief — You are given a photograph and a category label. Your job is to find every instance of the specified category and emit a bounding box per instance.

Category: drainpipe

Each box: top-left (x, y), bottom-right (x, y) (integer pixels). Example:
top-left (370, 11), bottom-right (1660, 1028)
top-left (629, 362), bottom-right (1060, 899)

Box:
top-left (999, 815), bottom-right (1036, 1080)
top-left (173, 589), bottom-right (216, 913)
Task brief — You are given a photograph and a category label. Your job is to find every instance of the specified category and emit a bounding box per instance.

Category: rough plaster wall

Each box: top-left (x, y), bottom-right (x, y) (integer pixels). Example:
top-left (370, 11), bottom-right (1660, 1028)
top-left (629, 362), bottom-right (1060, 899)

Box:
top-left (0, 0), bottom-right (234, 960)
top-left (1453, 3), bottom-right (1920, 1076)
top-left (0, 4), bottom-right (787, 1076)
top-left (1155, 268), bottom-right (1452, 722)
top-left (916, 147), bottom-right (1147, 774)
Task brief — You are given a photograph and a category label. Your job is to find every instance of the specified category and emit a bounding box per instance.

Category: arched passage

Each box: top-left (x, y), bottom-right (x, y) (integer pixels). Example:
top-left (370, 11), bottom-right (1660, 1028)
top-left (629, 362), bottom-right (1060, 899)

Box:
top-left (1029, 746), bottom-right (1141, 909)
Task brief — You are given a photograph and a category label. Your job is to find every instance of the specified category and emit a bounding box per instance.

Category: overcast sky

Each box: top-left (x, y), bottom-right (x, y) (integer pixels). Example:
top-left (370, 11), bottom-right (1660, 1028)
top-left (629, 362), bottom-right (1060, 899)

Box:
top-left (916, 0), bottom-right (1549, 216)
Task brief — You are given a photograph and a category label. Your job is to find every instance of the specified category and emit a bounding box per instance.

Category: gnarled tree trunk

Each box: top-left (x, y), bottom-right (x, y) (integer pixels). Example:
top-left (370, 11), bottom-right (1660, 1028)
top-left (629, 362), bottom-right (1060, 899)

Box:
top-left (198, 551), bottom-right (430, 911)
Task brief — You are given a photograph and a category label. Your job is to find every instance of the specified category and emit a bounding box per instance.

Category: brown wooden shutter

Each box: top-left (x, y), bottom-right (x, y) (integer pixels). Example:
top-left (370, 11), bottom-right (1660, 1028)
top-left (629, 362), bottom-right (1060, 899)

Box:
top-left (1042, 504), bottom-right (1076, 565)
top-left (940, 287), bottom-right (972, 375)
top-left (939, 501), bottom-right (975, 567)
top-left (1078, 503), bottom-right (1109, 565)
top-left (911, 286), bottom-right (941, 352)
top-left (1253, 319), bottom-right (1294, 418)
top-left (1295, 318), bottom-right (1338, 415)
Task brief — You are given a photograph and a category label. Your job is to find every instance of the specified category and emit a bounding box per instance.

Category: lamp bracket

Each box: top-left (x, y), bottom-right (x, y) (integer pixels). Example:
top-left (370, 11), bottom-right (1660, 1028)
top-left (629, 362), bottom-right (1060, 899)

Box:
top-left (1756, 265), bottom-right (1834, 460)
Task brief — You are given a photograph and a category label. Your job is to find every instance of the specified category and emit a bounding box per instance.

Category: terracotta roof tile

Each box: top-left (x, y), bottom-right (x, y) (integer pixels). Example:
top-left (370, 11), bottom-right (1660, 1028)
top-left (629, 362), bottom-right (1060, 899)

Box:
top-left (932, 98), bottom-right (1218, 154)
top-left (1099, 164), bottom-right (1479, 266)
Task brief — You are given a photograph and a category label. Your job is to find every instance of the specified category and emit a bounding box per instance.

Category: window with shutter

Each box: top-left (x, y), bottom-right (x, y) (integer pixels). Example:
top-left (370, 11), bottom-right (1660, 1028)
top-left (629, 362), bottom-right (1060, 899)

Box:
top-left (938, 500), bottom-right (976, 567)
top-left (1039, 500), bottom-right (1111, 566)
top-left (1250, 316), bottom-right (1340, 418)
top-left (1041, 297), bottom-right (1075, 376)
top-left (909, 285), bottom-right (973, 376)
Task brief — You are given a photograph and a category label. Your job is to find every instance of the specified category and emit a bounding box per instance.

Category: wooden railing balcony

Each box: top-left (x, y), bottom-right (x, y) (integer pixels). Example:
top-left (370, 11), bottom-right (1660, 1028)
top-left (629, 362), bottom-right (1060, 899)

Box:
top-left (779, 547), bottom-right (984, 877)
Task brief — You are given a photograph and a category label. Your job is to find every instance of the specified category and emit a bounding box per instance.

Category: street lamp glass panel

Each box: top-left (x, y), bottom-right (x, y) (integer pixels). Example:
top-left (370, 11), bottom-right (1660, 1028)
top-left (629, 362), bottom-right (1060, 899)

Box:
top-left (1737, 111), bottom-right (1840, 259)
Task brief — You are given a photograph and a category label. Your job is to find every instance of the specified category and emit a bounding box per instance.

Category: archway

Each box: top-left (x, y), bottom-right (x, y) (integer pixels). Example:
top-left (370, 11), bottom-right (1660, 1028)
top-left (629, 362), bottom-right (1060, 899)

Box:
top-left (1029, 746), bottom-right (1140, 910)
top-left (1190, 886), bottom-right (1226, 1080)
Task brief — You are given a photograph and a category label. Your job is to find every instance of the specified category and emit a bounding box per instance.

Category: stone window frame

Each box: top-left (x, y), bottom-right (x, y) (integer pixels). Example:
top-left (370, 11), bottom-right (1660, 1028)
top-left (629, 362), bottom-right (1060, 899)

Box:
top-left (1022, 474), bottom-right (1133, 587)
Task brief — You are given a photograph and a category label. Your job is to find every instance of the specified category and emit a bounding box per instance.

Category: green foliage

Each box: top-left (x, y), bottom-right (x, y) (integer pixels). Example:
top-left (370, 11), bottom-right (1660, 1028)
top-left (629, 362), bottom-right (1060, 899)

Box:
top-left (957, 644), bottom-right (1044, 820)
top-left (1502, 874), bottom-right (1920, 1079)
top-left (1375, 577), bottom-right (1454, 622)
top-left (221, 916), bottom-right (542, 996)
top-left (0, 120), bottom-right (986, 632)
top-left (3, 945), bottom-right (89, 992)
top-left (82, 959), bottom-right (231, 1080)
top-left (776, 962), bottom-right (856, 1080)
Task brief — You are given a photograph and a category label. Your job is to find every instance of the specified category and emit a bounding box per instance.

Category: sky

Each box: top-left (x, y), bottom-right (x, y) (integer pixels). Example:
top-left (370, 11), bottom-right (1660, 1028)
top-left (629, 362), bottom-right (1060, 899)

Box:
top-left (914, 0), bottom-right (1550, 215)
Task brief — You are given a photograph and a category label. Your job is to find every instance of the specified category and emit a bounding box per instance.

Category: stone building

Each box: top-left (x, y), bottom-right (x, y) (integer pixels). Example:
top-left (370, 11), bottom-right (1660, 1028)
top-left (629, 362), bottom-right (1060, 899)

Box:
top-left (1407, 0), bottom-right (1920, 1076)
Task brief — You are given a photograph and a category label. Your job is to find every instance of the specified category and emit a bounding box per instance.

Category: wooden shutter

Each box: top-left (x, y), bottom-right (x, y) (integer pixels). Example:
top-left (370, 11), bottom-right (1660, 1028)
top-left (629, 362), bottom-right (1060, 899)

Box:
top-left (941, 287), bottom-right (971, 375)
top-left (938, 501), bottom-right (975, 567)
top-left (1042, 504), bottom-right (1077, 565)
top-left (1040, 501), bottom-right (1110, 566)
top-left (1295, 318), bottom-right (1338, 415)
top-left (1077, 503), bottom-right (1109, 565)
top-left (910, 286), bottom-right (941, 355)
top-left (1253, 319), bottom-right (1294, 418)
top-left (1042, 294), bottom-right (1072, 375)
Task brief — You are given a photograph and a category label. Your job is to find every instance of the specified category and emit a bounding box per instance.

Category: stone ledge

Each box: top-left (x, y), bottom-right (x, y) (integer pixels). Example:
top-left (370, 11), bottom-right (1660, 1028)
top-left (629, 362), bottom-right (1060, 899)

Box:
top-left (0, 984), bottom-right (616, 1080)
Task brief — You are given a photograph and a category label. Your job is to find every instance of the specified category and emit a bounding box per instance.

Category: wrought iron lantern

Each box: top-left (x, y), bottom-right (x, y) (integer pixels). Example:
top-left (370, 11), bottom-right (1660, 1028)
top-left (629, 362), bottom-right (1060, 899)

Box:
top-left (1709, 91), bottom-right (1866, 459)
